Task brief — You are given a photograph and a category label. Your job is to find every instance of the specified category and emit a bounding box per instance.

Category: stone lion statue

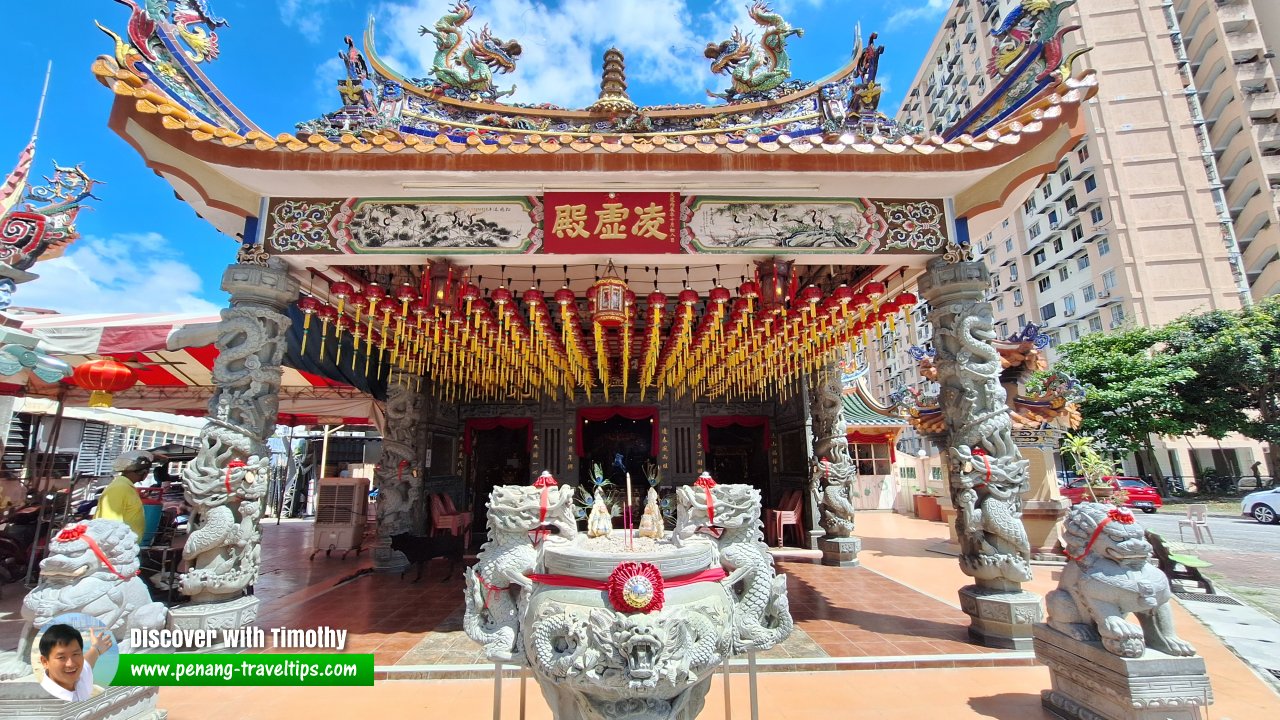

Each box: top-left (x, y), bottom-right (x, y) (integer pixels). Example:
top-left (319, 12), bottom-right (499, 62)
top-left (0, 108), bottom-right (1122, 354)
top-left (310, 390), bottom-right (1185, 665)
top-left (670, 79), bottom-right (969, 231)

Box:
top-left (1045, 503), bottom-right (1195, 658)
top-left (1, 520), bottom-right (167, 679)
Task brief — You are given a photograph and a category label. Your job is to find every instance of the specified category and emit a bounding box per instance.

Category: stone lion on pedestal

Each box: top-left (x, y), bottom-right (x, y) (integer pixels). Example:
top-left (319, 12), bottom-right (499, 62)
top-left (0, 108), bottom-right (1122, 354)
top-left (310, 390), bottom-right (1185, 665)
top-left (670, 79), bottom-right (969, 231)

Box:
top-left (1045, 503), bottom-right (1195, 658)
top-left (1, 520), bottom-right (167, 679)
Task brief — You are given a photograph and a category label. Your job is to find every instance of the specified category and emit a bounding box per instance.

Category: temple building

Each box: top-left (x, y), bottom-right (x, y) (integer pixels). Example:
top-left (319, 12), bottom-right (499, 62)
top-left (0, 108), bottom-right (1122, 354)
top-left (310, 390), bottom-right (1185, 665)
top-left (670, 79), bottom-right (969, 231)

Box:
top-left (61, 0), bottom-right (1102, 650)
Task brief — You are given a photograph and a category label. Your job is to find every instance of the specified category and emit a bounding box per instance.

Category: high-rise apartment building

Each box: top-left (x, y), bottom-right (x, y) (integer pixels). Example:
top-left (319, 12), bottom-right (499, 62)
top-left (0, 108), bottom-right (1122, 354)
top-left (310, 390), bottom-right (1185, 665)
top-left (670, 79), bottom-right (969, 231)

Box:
top-left (880, 0), bottom-right (1278, 479)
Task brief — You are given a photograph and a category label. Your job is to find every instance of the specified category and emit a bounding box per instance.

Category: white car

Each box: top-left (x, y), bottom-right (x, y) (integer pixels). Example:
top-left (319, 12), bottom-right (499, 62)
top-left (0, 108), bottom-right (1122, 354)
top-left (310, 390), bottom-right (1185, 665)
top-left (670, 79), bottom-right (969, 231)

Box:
top-left (1241, 487), bottom-right (1280, 524)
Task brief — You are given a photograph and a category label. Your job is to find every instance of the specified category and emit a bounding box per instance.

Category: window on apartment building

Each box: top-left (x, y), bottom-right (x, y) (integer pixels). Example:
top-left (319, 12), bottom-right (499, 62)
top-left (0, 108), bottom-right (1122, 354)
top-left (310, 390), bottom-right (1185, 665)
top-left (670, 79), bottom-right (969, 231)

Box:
top-left (1013, 288), bottom-right (1024, 305)
top-left (1016, 313), bottom-right (1027, 329)
top-left (996, 298), bottom-right (1005, 312)
top-left (1040, 302), bottom-right (1057, 321)
top-left (1098, 237), bottom-right (1110, 256)
top-left (1058, 266), bottom-right (1069, 282)
top-left (1065, 195), bottom-right (1078, 213)
top-left (1010, 265), bottom-right (1019, 281)
top-left (1028, 222), bottom-right (1042, 239)
top-left (1084, 175), bottom-right (1097, 193)
top-left (1063, 294), bottom-right (1077, 314)
top-left (1033, 248), bottom-right (1046, 265)
top-left (1059, 168), bottom-right (1071, 185)
top-left (1041, 185), bottom-right (1052, 200)
top-left (1002, 218), bottom-right (1010, 229)
top-left (992, 269), bottom-right (1000, 286)
top-left (1077, 145), bottom-right (1090, 163)
top-left (1004, 238), bottom-right (1013, 252)
top-left (1089, 315), bottom-right (1103, 332)
top-left (996, 321), bottom-right (1009, 337)
top-left (1083, 284), bottom-right (1096, 302)
top-left (1046, 332), bottom-right (1060, 348)
top-left (1090, 207), bottom-right (1105, 225)
top-left (1102, 269), bottom-right (1117, 291)
top-left (1071, 225), bottom-right (1084, 242)
top-left (1053, 237), bottom-right (1064, 253)
top-left (1077, 254), bottom-right (1090, 270)
top-left (1110, 305), bottom-right (1125, 326)
top-left (1070, 325), bottom-right (1081, 341)
top-left (1048, 210), bottom-right (1060, 227)
top-left (1038, 276), bottom-right (1052, 292)
top-left (1024, 198), bottom-right (1036, 215)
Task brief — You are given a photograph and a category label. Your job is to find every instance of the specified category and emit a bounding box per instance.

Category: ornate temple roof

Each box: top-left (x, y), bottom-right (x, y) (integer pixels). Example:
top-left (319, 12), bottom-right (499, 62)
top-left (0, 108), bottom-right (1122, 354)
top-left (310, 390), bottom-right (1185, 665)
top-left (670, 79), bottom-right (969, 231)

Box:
top-left (89, 1), bottom-right (1096, 239)
top-left (842, 380), bottom-right (905, 429)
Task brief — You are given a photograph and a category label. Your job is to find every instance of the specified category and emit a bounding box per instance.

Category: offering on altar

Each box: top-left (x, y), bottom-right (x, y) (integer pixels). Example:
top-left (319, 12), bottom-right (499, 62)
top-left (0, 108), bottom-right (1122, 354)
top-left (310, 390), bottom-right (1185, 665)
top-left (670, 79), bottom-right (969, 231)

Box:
top-left (586, 488), bottom-right (612, 538)
top-left (638, 487), bottom-right (664, 539)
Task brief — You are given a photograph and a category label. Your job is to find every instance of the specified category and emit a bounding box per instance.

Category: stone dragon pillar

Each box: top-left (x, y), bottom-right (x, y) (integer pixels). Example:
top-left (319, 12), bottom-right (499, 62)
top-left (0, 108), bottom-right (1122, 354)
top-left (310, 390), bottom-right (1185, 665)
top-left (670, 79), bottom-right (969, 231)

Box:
top-left (808, 361), bottom-right (860, 567)
top-left (372, 368), bottom-right (426, 573)
top-left (918, 257), bottom-right (1041, 650)
top-left (171, 256), bottom-right (298, 635)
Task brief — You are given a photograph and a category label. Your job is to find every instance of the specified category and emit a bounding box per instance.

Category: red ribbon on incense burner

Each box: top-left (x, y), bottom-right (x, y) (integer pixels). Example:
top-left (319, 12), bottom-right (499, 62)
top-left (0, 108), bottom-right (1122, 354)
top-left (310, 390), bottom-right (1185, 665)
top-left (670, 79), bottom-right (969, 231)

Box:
top-left (528, 561), bottom-right (727, 614)
top-left (694, 471), bottom-right (723, 539)
top-left (530, 471), bottom-right (557, 546)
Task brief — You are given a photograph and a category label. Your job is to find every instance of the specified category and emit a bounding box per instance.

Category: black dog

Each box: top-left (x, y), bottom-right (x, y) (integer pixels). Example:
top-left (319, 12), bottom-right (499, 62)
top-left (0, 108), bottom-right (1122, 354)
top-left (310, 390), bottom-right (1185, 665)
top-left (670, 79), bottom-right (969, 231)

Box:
top-left (390, 532), bottom-right (464, 583)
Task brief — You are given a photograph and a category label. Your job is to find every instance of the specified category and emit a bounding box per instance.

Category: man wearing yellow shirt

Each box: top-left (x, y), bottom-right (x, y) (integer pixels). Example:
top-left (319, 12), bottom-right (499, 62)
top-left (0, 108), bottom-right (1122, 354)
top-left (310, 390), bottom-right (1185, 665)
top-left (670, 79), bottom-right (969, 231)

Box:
top-left (94, 451), bottom-right (150, 540)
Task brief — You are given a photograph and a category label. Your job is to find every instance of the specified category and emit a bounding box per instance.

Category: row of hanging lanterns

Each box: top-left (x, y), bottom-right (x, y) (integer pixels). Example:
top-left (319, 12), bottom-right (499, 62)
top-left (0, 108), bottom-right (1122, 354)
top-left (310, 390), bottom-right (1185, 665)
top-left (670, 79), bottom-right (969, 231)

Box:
top-left (294, 260), bottom-right (919, 403)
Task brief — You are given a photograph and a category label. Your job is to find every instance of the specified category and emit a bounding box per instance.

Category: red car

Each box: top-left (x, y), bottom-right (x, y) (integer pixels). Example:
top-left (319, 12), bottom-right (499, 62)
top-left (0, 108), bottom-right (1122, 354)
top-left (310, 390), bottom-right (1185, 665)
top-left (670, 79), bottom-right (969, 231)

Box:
top-left (1061, 476), bottom-right (1162, 513)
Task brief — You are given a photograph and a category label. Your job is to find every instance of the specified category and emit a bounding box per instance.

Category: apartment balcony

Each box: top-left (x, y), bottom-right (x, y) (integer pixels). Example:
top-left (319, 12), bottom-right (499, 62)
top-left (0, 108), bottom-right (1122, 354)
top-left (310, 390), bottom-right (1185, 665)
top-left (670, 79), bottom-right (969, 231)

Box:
top-left (1217, 3), bottom-right (1257, 34)
top-left (1226, 29), bottom-right (1265, 59)
top-left (1254, 121), bottom-right (1280, 147)
top-left (1263, 154), bottom-right (1280, 180)
top-left (1245, 91), bottom-right (1280, 120)
top-left (1233, 59), bottom-right (1273, 85)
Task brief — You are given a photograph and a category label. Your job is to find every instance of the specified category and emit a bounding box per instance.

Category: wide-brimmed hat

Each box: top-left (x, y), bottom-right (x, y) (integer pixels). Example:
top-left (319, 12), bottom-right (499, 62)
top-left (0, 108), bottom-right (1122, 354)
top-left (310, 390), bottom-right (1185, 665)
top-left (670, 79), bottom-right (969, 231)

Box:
top-left (112, 450), bottom-right (154, 474)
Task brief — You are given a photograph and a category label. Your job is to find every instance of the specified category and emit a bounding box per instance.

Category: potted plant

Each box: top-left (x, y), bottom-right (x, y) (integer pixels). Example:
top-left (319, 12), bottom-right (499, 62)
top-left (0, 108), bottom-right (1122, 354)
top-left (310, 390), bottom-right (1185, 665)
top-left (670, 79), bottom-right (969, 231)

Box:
top-left (1061, 434), bottom-right (1121, 503)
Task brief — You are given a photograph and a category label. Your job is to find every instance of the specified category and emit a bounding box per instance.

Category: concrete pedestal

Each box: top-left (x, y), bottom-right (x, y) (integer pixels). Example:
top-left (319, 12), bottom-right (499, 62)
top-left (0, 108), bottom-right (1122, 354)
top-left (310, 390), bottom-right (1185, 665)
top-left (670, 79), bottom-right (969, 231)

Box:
top-left (0, 683), bottom-right (164, 720)
top-left (1034, 624), bottom-right (1213, 720)
top-left (958, 584), bottom-right (1042, 650)
top-left (168, 595), bottom-right (259, 648)
top-left (820, 536), bottom-right (861, 568)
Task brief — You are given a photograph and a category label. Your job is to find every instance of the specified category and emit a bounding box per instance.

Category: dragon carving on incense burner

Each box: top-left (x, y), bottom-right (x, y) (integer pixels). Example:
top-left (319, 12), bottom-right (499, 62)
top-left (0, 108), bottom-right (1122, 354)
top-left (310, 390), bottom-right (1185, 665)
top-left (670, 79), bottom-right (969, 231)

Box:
top-left (705, 2), bottom-right (803, 100)
top-left (937, 302), bottom-right (1033, 585)
top-left (464, 483), bottom-right (577, 662)
top-left (674, 482), bottom-right (792, 652)
top-left (418, 0), bottom-right (522, 100)
top-left (809, 366), bottom-right (857, 537)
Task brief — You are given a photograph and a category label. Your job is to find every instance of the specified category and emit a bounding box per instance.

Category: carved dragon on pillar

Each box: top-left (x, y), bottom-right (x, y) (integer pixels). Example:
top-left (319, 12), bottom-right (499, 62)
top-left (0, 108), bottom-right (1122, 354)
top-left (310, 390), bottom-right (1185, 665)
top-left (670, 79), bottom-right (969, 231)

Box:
top-left (375, 369), bottom-right (426, 539)
top-left (180, 260), bottom-right (297, 604)
top-left (808, 364), bottom-right (857, 537)
top-left (934, 292), bottom-right (1033, 585)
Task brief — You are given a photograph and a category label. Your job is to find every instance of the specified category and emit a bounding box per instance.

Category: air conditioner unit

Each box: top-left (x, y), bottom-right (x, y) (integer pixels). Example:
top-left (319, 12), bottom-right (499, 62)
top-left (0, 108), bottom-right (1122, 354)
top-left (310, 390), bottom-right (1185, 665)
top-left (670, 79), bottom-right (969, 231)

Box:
top-left (1013, 298), bottom-right (1024, 306)
top-left (1098, 290), bottom-right (1112, 298)
top-left (1064, 309), bottom-right (1076, 317)
top-left (311, 476), bottom-right (369, 560)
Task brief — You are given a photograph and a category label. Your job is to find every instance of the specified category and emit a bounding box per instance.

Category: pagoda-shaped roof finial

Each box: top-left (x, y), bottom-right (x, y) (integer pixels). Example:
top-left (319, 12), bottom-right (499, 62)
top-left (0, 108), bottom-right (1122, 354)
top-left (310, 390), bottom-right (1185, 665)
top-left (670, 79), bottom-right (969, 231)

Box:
top-left (589, 47), bottom-right (636, 114)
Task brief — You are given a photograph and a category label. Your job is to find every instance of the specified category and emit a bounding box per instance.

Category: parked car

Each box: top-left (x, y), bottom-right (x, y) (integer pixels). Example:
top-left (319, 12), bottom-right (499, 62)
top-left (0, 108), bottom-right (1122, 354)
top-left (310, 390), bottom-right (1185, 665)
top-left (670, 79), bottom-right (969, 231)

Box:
top-left (1241, 487), bottom-right (1280, 524)
top-left (1060, 476), bottom-right (1162, 513)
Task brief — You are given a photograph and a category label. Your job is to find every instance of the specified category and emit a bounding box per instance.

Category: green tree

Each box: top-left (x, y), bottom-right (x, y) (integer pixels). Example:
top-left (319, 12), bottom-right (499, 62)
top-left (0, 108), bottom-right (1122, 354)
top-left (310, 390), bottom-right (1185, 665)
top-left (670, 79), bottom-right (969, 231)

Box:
top-left (1163, 296), bottom-right (1280, 479)
top-left (1054, 327), bottom-right (1197, 487)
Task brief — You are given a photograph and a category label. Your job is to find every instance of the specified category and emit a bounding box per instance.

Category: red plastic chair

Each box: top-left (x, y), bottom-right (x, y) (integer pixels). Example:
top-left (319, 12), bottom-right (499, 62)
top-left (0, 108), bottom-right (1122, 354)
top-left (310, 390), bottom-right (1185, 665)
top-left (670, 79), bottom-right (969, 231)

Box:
top-left (764, 490), bottom-right (803, 547)
top-left (430, 493), bottom-right (472, 538)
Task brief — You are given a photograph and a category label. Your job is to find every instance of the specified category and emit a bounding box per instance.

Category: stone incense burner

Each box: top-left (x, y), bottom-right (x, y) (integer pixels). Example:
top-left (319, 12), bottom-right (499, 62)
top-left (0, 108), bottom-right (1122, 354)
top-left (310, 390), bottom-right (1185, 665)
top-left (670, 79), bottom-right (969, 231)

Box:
top-left (462, 476), bottom-right (792, 720)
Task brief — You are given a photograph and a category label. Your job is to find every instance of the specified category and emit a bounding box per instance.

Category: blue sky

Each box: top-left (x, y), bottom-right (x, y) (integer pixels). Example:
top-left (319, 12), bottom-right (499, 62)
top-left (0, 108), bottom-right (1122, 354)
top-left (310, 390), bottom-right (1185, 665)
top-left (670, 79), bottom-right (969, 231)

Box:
top-left (2, 0), bottom-right (949, 315)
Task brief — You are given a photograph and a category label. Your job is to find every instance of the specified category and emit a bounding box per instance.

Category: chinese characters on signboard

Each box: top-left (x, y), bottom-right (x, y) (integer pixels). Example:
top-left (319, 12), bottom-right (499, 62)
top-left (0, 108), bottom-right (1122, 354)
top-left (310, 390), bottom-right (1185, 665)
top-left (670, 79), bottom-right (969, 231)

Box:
top-left (542, 192), bottom-right (681, 254)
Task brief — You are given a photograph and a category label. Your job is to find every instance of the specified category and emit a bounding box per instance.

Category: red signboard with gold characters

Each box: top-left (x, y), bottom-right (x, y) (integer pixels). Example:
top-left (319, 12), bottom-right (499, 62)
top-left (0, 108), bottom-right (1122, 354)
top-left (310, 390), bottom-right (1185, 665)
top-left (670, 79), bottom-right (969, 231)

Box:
top-left (542, 192), bottom-right (681, 254)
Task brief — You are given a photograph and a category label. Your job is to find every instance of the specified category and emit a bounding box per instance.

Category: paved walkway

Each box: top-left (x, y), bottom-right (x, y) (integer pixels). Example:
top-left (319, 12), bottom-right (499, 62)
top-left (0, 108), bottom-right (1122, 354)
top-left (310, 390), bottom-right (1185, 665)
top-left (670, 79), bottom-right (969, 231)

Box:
top-left (5, 513), bottom-right (1279, 718)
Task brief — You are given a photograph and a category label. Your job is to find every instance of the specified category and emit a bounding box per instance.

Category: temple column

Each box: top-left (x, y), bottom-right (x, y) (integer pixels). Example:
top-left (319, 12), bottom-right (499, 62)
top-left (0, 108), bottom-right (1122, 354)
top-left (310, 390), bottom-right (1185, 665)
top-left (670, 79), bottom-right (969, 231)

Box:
top-left (372, 369), bottom-right (427, 573)
top-left (918, 257), bottom-right (1041, 650)
top-left (171, 256), bottom-right (298, 636)
top-left (808, 361), bottom-right (860, 567)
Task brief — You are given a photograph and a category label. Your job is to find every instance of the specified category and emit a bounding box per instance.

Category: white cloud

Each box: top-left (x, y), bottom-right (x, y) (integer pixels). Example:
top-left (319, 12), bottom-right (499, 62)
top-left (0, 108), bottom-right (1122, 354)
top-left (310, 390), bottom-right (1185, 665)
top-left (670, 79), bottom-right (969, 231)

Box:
top-left (887, 0), bottom-right (949, 29)
top-left (15, 233), bottom-right (222, 315)
top-left (281, 0), bottom-right (334, 37)
top-left (377, 0), bottom-right (757, 108)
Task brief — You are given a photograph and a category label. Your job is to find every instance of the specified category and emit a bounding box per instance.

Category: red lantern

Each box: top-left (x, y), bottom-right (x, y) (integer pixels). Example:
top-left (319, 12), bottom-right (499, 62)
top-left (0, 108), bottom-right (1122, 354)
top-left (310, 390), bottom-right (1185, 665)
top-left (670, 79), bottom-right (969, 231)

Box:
top-left (329, 280), bottom-right (353, 316)
top-left (73, 358), bottom-right (138, 408)
top-left (862, 281), bottom-right (886, 298)
top-left (298, 296), bottom-right (320, 354)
